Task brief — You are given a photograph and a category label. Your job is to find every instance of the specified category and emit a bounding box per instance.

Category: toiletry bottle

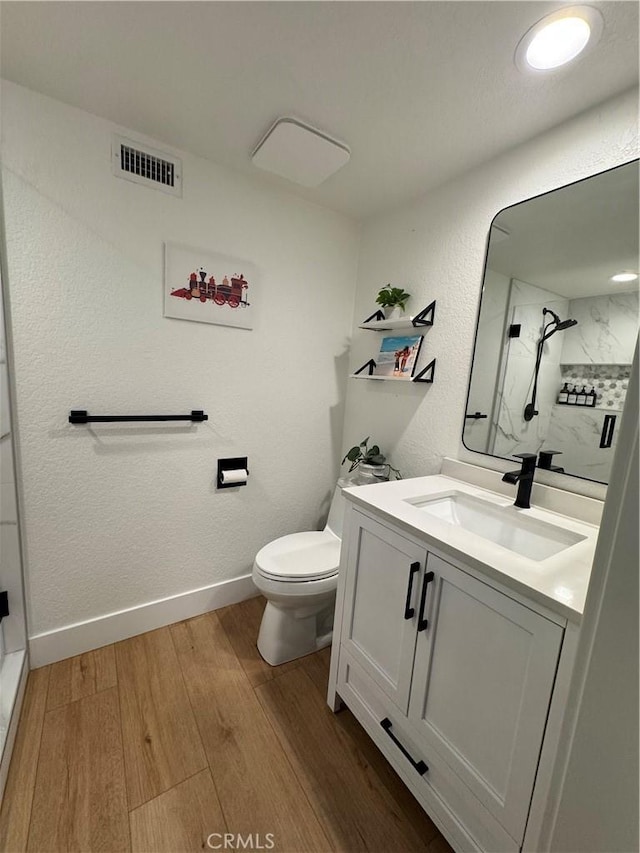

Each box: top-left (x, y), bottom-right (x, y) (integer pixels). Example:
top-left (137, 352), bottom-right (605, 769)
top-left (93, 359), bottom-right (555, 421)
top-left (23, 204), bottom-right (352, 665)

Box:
top-left (567, 384), bottom-right (577, 405)
top-left (576, 385), bottom-right (587, 405)
top-left (587, 386), bottom-right (597, 407)
top-left (557, 382), bottom-right (569, 404)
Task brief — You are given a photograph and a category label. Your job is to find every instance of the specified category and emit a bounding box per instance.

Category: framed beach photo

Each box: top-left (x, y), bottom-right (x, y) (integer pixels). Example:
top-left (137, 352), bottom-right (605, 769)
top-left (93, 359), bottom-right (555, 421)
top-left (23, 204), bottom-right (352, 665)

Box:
top-left (164, 242), bottom-right (258, 330)
top-left (374, 334), bottom-right (424, 379)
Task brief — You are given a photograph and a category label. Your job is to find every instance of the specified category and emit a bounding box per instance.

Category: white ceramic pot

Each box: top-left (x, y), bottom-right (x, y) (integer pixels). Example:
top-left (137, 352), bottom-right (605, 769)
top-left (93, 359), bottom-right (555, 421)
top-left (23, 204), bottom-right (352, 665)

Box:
top-left (383, 306), bottom-right (403, 320)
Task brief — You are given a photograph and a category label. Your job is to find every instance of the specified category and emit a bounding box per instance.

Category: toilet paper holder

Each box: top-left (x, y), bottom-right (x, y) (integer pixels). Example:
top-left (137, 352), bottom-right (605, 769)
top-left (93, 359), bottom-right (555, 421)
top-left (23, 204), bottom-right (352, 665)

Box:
top-left (217, 457), bottom-right (249, 489)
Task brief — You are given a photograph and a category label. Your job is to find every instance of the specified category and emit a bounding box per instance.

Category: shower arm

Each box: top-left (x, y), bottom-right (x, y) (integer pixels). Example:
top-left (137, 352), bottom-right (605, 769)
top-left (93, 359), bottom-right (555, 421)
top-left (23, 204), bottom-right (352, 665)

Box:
top-left (524, 320), bottom-right (555, 422)
top-left (523, 309), bottom-right (577, 423)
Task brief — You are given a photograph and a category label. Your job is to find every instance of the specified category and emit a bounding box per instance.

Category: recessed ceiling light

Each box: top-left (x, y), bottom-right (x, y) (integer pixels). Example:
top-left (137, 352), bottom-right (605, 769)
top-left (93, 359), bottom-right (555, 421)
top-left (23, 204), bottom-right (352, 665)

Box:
top-left (515, 6), bottom-right (603, 73)
top-left (610, 271), bottom-right (639, 283)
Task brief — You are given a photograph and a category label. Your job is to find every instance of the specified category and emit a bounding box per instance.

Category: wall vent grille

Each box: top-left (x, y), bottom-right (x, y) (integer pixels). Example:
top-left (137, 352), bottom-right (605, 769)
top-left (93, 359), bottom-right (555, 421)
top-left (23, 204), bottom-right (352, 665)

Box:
top-left (112, 135), bottom-right (182, 196)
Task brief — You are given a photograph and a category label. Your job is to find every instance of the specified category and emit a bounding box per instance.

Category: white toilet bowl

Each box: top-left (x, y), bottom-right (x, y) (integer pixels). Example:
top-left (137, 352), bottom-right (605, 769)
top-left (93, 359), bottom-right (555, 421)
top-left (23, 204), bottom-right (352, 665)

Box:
top-left (252, 486), bottom-right (345, 666)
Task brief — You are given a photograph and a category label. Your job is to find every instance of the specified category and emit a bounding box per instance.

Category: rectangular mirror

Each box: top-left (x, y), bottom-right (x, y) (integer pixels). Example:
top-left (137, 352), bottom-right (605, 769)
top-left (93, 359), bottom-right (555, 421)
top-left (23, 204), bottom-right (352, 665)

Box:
top-left (464, 160), bottom-right (639, 484)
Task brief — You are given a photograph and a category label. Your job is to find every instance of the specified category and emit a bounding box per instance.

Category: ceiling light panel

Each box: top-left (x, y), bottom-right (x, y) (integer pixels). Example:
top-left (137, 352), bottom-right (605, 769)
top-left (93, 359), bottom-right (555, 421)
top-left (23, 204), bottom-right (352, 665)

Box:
top-left (251, 118), bottom-right (350, 188)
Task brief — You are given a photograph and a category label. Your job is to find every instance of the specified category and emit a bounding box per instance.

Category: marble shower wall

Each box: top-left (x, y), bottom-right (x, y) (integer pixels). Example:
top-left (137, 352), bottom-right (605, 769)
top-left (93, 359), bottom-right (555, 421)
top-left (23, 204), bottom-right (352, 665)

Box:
top-left (546, 363), bottom-right (631, 483)
top-left (492, 280), bottom-right (568, 458)
top-left (490, 283), bottom-right (638, 478)
top-left (546, 405), bottom-right (620, 483)
top-left (560, 291), bottom-right (639, 365)
top-left (547, 295), bottom-right (638, 479)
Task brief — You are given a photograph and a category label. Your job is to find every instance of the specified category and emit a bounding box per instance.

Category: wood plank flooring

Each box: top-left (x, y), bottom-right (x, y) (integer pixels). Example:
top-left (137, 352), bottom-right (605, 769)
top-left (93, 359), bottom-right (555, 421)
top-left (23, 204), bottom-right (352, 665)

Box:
top-left (46, 645), bottom-right (117, 711)
top-left (0, 597), bottom-right (453, 853)
top-left (27, 688), bottom-right (129, 852)
top-left (116, 628), bottom-right (207, 810)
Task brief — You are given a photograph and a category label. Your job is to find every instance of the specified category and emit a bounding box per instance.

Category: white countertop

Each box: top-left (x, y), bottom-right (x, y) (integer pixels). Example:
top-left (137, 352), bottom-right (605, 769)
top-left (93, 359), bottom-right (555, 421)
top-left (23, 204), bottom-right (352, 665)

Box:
top-left (343, 474), bottom-right (599, 623)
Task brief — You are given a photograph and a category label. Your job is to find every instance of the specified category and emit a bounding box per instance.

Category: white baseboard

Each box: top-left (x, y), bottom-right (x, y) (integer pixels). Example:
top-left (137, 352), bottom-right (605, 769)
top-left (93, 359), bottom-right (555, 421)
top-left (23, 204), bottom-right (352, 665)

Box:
top-left (28, 574), bottom-right (259, 667)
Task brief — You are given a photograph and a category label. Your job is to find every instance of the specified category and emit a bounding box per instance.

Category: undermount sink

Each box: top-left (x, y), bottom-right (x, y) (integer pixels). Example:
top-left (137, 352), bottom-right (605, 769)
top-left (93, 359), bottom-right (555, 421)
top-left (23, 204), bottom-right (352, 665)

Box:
top-left (406, 491), bottom-right (586, 562)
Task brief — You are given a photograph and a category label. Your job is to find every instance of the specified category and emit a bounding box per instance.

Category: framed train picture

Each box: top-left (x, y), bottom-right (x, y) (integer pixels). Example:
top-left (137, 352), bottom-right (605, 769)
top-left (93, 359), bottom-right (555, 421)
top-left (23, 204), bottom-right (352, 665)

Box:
top-left (374, 334), bottom-right (423, 379)
top-left (164, 242), bottom-right (258, 330)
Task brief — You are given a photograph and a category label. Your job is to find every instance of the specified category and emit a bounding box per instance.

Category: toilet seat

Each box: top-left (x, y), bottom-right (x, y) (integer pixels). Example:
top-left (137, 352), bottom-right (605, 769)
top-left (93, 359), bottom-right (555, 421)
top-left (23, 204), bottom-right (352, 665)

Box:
top-left (254, 530), bottom-right (340, 582)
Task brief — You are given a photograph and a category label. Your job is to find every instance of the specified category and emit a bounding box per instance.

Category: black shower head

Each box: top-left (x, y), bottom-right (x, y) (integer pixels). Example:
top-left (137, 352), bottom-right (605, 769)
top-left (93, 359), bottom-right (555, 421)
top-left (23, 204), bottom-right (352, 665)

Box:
top-left (556, 318), bottom-right (578, 331)
top-left (540, 310), bottom-right (578, 341)
top-left (542, 308), bottom-right (578, 335)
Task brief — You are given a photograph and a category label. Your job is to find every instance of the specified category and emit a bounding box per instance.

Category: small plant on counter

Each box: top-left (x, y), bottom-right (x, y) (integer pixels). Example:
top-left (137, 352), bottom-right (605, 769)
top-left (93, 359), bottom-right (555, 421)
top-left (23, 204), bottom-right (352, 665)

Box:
top-left (375, 283), bottom-right (411, 314)
top-left (342, 437), bottom-right (402, 480)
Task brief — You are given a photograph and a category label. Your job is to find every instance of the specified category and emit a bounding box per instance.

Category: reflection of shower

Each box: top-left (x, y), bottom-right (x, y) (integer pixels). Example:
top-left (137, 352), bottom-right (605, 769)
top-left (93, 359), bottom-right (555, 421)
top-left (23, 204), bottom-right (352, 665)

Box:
top-left (523, 307), bottom-right (578, 422)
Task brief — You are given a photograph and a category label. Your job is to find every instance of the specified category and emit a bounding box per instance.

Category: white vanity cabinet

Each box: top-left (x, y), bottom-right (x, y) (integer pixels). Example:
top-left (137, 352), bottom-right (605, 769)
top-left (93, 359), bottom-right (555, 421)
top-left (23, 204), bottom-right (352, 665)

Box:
top-left (331, 506), bottom-right (569, 853)
top-left (339, 510), bottom-right (426, 713)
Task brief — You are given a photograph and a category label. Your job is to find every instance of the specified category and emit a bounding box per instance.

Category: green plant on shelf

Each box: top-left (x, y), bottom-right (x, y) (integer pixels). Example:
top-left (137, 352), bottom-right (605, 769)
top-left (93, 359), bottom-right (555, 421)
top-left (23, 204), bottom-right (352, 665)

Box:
top-left (375, 283), bottom-right (411, 312)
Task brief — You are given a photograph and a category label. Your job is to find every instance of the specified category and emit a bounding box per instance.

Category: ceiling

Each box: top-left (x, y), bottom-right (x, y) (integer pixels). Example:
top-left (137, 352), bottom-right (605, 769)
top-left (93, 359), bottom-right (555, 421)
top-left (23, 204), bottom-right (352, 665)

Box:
top-left (488, 160), bottom-right (639, 298)
top-left (1, 1), bottom-right (638, 220)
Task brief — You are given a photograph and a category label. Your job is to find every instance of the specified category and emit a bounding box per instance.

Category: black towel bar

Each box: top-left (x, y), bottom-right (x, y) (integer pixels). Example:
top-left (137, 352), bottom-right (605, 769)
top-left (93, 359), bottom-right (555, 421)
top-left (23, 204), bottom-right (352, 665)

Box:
top-left (69, 410), bottom-right (208, 424)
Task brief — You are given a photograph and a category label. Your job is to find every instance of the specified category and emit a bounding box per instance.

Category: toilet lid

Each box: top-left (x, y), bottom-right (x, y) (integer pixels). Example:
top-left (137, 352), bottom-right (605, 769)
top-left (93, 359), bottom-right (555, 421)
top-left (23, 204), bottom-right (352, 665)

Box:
top-left (255, 531), bottom-right (341, 581)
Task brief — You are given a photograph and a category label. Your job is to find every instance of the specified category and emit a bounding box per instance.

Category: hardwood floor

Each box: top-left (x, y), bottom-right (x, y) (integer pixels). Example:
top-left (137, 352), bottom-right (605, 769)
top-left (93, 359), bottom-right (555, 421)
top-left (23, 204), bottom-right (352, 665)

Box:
top-left (46, 645), bottom-right (117, 711)
top-left (116, 628), bottom-right (207, 810)
top-left (28, 688), bottom-right (129, 852)
top-left (171, 613), bottom-right (329, 851)
top-left (0, 597), bottom-right (453, 853)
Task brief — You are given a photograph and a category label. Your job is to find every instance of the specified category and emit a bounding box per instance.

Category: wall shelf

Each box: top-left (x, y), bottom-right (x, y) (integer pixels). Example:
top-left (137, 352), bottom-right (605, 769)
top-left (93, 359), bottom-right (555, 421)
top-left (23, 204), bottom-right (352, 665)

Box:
top-left (350, 358), bottom-right (436, 384)
top-left (359, 301), bottom-right (436, 330)
top-left (359, 317), bottom-right (420, 331)
top-left (354, 300), bottom-right (437, 385)
top-left (350, 374), bottom-right (396, 381)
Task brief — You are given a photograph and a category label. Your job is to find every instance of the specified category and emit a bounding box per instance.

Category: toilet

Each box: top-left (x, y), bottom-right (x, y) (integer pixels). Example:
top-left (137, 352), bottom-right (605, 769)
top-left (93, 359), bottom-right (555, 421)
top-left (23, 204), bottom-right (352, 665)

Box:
top-left (252, 485), bottom-right (345, 666)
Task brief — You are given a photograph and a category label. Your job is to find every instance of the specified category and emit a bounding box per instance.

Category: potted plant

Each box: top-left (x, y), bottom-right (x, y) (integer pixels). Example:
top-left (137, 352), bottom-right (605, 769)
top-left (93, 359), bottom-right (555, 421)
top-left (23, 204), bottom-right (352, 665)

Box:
top-left (341, 437), bottom-right (402, 485)
top-left (375, 283), bottom-right (411, 320)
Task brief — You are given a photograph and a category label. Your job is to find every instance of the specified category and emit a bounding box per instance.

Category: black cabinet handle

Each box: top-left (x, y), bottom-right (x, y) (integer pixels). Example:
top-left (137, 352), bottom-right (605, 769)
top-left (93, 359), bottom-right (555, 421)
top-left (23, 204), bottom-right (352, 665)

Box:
top-left (465, 412), bottom-right (488, 420)
top-left (0, 591), bottom-right (8, 622)
top-left (417, 571), bottom-right (435, 632)
top-left (599, 414), bottom-right (616, 449)
top-left (380, 718), bottom-right (428, 775)
top-left (404, 562), bottom-right (420, 619)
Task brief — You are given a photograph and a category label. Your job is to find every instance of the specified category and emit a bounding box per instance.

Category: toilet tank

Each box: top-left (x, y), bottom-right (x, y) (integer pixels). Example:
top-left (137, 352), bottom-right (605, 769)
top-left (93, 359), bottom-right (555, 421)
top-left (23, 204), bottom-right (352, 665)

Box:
top-left (325, 484), bottom-right (347, 539)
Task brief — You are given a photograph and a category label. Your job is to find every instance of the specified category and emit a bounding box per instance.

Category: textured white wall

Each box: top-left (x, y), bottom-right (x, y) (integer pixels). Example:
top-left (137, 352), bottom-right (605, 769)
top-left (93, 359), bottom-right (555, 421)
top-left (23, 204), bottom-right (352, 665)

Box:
top-left (0, 81), bottom-right (360, 637)
top-left (343, 89), bottom-right (638, 499)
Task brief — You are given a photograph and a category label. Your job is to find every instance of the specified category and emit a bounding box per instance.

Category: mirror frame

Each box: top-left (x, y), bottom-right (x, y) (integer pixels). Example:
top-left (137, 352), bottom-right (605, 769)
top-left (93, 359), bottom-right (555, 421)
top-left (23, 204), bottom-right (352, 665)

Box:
top-left (462, 158), bottom-right (639, 485)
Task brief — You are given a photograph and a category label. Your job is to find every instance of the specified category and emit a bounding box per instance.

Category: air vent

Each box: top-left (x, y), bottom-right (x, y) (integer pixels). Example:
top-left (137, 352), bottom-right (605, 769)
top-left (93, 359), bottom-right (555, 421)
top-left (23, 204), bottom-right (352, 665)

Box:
top-left (112, 135), bottom-right (182, 196)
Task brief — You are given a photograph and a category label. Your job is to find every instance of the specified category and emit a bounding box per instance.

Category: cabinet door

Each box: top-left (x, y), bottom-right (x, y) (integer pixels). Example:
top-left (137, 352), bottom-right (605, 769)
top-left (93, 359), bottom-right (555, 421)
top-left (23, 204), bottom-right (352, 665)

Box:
top-left (408, 553), bottom-right (563, 843)
top-left (341, 511), bottom-right (427, 714)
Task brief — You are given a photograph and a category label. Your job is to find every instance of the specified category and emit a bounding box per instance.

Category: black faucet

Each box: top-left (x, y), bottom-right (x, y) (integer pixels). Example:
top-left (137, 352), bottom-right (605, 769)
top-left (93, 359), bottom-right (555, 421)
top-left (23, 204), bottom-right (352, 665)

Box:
top-left (538, 449), bottom-right (565, 474)
top-left (502, 452), bottom-right (537, 509)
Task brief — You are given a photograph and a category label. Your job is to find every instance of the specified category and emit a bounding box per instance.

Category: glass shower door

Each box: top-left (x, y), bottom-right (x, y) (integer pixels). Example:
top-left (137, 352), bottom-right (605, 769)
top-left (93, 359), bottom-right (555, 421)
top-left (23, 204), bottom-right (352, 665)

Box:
top-left (0, 266), bottom-right (27, 777)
